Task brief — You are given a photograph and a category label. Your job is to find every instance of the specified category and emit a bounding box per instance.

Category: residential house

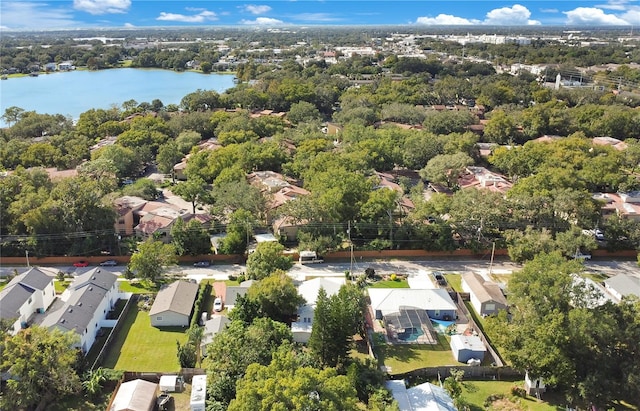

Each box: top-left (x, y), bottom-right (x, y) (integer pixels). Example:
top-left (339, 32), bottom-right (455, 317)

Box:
top-left (291, 277), bottom-right (346, 343)
top-left (44, 62), bottom-right (58, 71)
top-left (149, 280), bottom-right (199, 327)
top-left (40, 268), bottom-right (120, 354)
top-left (373, 171), bottom-right (415, 215)
top-left (450, 334), bottom-right (486, 363)
top-left (57, 61), bottom-right (75, 71)
top-left (458, 166), bottom-right (512, 194)
top-left (201, 316), bottom-right (230, 357)
top-left (603, 274), bottom-right (640, 302)
top-left (173, 139), bottom-right (222, 181)
top-left (224, 280), bottom-right (254, 311)
top-left (461, 273), bottom-right (507, 316)
top-left (368, 288), bottom-right (457, 321)
top-left (135, 204), bottom-right (188, 242)
top-left (110, 379), bottom-right (158, 411)
top-left (385, 380), bottom-right (457, 411)
top-left (114, 196), bottom-right (148, 236)
top-left (593, 192), bottom-right (640, 221)
top-left (0, 268), bottom-right (56, 334)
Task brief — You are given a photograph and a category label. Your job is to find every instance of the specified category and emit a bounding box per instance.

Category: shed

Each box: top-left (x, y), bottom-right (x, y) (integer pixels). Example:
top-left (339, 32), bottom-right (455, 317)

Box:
top-left (159, 375), bottom-right (183, 393)
top-left (110, 379), bottom-right (157, 411)
top-left (190, 375), bottom-right (207, 411)
top-left (524, 372), bottom-right (546, 395)
top-left (450, 334), bottom-right (486, 363)
top-left (461, 272), bottom-right (507, 316)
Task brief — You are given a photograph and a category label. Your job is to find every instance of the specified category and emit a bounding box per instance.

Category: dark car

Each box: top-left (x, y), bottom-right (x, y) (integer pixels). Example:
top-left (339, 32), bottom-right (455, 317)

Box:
top-left (73, 260), bottom-right (89, 267)
top-left (99, 260), bottom-right (118, 267)
top-left (193, 261), bottom-right (211, 267)
top-left (433, 271), bottom-right (447, 286)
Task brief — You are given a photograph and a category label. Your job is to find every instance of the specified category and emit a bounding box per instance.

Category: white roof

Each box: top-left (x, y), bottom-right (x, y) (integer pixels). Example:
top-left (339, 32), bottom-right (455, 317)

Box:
top-left (368, 289), bottom-right (456, 315)
top-left (385, 380), bottom-right (457, 411)
top-left (110, 379), bottom-right (157, 411)
top-left (450, 334), bottom-right (486, 353)
top-left (254, 233), bottom-right (277, 243)
top-left (297, 277), bottom-right (345, 305)
top-left (604, 274), bottom-right (640, 299)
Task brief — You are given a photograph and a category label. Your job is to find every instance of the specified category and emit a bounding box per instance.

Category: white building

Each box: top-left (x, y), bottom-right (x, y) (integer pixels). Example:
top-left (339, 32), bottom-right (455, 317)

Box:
top-left (291, 277), bottom-right (346, 343)
top-left (41, 268), bottom-right (121, 354)
top-left (0, 267), bottom-right (56, 334)
top-left (190, 375), bottom-right (207, 411)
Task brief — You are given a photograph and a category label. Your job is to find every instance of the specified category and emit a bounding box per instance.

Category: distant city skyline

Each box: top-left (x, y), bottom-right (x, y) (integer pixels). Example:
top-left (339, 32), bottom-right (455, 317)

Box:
top-left (2, 1), bottom-right (640, 31)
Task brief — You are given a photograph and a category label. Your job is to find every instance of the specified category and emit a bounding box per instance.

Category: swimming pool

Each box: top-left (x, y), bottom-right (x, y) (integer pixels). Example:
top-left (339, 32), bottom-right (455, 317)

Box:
top-left (397, 327), bottom-right (424, 342)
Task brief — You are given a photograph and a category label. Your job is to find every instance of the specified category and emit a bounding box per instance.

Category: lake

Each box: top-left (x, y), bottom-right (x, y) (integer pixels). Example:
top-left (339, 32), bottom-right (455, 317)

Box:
top-left (0, 68), bottom-right (236, 127)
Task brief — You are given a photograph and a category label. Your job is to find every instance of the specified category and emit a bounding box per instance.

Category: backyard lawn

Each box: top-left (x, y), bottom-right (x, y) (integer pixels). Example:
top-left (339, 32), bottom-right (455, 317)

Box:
top-left (460, 379), bottom-right (565, 411)
top-left (101, 305), bottom-right (187, 372)
top-left (443, 273), bottom-right (462, 292)
top-left (375, 333), bottom-right (458, 374)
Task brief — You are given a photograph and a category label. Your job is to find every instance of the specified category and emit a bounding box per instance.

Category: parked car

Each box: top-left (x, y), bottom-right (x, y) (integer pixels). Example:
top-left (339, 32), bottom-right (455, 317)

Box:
top-left (193, 261), bottom-right (210, 267)
top-left (574, 253), bottom-right (592, 260)
top-left (73, 260), bottom-right (89, 267)
top-left (99, 260), bottom-right (118, 266)
top-left (595, 229), bottom-right (605, 241)
top-left (213, 297), bottom-right (223, 312)
top-left (433, 271), bottom-right (447, 286)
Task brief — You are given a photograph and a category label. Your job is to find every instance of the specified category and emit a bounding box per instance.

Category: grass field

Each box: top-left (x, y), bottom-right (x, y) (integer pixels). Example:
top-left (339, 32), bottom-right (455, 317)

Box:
top-left (444, 273), bottom-right (462, 292)
top-left (117, 280), bottom-right (160, 294)
top-left (101, 305), bottom-right (187, 372)
top-left (375, 334), bottom-right (457, 374)
top-left (369, 279), bottom-right (410, 288)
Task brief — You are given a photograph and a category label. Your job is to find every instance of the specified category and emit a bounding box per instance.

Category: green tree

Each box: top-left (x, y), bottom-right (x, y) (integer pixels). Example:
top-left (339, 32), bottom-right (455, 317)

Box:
top-left (247, 270), bottom-right (305, 323)
top-left (419, 153), bottom-right (474, 190)
top-left (171, 218), bottom-right (212, 256)
top-left (246, 241), bottom-right (293, 280)
top-left (228, 342), bottom-right (359, 411)
top-left (309, 284), bottom-right (366, 368)
top-left (287, 101), bottom-right (322, 125)
top-left (0, 326), bottom-right (81, 409)
top-left (171, 177), bottom-right (209, 214)
top-left (505, 227), bottom-right (556, 263)
top-left (128, 239), bottom-right (178, 282)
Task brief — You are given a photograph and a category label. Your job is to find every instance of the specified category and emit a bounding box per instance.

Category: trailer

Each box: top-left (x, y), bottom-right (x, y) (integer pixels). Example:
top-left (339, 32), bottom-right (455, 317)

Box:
top-left (190, 375), bottom-right (207, 411)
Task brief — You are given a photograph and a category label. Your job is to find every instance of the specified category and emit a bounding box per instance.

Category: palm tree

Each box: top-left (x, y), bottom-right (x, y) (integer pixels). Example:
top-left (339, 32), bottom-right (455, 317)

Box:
top-left (82, 367), bottom-right (107, 397)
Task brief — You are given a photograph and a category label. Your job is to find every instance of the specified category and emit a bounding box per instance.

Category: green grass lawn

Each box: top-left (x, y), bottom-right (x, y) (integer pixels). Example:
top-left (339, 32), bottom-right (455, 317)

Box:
top-left (460, 379), bottom-right (565, 411)
top-left (101, 306), bottom-right (187, 372)
top-left (369, 279), bottom-right (410, 288)
top-left (444, 273), bottom-right (462, 292)
top-left (375, 334), bottom-right (457, 374)
top-left (54, 281), bottom-right (70, 293)
top-left (117, 280), bottom-right (160, 293)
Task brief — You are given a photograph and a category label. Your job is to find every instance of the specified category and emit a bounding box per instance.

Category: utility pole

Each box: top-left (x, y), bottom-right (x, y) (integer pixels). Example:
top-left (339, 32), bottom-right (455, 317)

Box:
top-left (25, 250), bottom-right (30, 267)
top-left (348, 221), bottom-right (354, 280)
top-left (488, 242), bottom-right (495, 277)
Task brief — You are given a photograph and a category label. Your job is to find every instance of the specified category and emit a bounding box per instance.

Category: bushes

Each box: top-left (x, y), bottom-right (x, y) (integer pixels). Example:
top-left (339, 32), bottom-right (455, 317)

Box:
top-left (190, 282), bottom-right (213, 328)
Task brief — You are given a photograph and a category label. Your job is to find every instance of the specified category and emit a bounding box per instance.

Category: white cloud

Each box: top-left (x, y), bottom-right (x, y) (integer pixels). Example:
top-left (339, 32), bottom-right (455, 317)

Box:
top-left (484, 4), bottom-right (540, 25)
top-left (564, 7), bottom-right (630, 25)
top-left (596, 0), bottom-right (632, 11)
top-left (123, 22), bottom-right (135, 28)
top-left (73, 0), bottom-right (130, 15)
top-left (540, 8), bottom-right (559, 13)
top-left (240, 17), bottom-right (284, 25)
top-left (416, 14), bottom-right (479, 25)
top-left (0, 2), bottom-right (78, 29)
top-left (621, 8), bottom-right (640, 24)
top-left (243, 4), bottom-right (272, 15)
top-left (416, 4), bottom-right (539, 26)
top-left (157, 10), bottom-right (218, 23)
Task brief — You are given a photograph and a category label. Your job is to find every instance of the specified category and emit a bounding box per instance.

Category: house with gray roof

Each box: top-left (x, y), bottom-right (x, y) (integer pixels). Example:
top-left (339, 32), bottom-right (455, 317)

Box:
top-left (461, 272), bottom-right (507, 316)
top-left (224, 279), bottom-right (254, 311)
top-left (201, 315), bottom-right (230, 357)
top-left (149, 280), bottom-right (199, 327)
top-left (40, 268), bottom-right (120, 354)
top-left (604, 274), bottom-right (640, 302)
top-left (291, 277), bottom-right (345, 343)
top-left (368, 288), bottom-right (457, 321)
top-left (0, 267), bottom-right (56, 334)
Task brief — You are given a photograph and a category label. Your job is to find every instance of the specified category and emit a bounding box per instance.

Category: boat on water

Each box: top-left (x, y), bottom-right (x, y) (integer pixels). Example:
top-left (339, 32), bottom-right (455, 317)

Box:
top-left (29, 72), bottom-right (39, 77)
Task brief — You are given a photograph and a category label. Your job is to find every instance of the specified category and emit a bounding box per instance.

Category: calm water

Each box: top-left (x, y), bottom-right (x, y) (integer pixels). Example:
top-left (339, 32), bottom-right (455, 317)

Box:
top-left (0, 68), bottom-right (236, 127)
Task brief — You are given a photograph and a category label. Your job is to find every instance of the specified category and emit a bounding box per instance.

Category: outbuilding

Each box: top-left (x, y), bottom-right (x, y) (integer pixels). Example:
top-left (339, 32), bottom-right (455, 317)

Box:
top-left (450, 334), bottom-right (486, 363)
top-left (190, 375), bottom-right (207, 411)
top-left (109, 379), bottom-right (157, 411)
top-left (149, 281), bottom-right (199, 327)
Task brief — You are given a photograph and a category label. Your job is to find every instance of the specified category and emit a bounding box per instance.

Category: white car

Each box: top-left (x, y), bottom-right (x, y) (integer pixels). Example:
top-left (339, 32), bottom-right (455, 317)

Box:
top-left (574, 253), bottom-right (592, 260)
top-left (213, 297), bottom-right (223, 312)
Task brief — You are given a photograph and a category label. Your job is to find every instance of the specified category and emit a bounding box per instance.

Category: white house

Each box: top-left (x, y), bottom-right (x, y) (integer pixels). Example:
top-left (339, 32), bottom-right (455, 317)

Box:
top-left (291, 277), bottom-right (346, 343)
top-left (368, 288), bottom-right (457, 321)
top-left (0, 267), bottom-right (56, 334)
top-left (40, 268), bottom-right (120, 354)
top-left (385, 380), bottom-right (457, 411)
top-left (149, 280), bottom-right (199, 327)
top-left (461, 273), bottom-right (507, 316)
top-left (603, 274), bottom-right (640, 302)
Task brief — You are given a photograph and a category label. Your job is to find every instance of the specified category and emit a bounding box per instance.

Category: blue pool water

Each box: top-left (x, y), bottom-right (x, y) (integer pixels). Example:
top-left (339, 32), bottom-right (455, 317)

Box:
top-left (397, 327), bottom-right (424, 342)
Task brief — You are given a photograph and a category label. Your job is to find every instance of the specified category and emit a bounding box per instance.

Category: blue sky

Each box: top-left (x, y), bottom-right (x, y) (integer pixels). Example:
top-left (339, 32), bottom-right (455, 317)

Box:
top-left (2, 1), bottom-right (640, 30)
